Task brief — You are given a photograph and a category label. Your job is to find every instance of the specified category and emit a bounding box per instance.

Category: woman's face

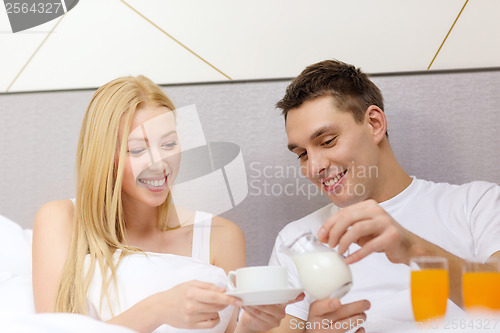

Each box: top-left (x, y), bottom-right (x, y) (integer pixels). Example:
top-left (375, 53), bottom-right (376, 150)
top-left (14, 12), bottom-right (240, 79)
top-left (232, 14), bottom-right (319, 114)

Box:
top-left (120, 105), bottom-right (181, 207)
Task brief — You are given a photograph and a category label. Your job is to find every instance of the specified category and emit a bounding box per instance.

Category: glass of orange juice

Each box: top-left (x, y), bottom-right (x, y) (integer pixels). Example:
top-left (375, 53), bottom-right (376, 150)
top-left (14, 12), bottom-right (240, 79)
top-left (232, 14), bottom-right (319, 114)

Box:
top-left (463, 258), bottom-right (500, 313)
top-left (410, 256), bottom-right (449, 322)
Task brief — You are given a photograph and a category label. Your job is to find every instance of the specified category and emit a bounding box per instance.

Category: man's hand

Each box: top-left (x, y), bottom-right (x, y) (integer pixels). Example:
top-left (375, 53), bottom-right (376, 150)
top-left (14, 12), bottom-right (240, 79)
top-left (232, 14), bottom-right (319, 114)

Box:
top-left (316, 199), bottom-right (471, 307)
top-left (317, 200), bottom-right (420, 265)
top-left (306, 298), bottom-right (370, 333)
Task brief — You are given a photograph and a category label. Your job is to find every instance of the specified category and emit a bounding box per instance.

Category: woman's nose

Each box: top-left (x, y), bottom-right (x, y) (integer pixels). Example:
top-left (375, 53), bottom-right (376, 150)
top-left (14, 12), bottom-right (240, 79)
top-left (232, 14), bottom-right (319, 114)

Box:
top-left (148, 146), bottom-right (163, 164)
top-left (148, 159), bottom-right (165, 172)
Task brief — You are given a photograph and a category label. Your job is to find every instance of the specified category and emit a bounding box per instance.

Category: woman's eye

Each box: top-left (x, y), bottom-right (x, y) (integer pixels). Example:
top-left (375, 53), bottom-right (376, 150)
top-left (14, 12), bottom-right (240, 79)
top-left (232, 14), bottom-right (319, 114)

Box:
top-left (162, 141), bottom-right (178, 149)
top-left (128, 148), bottom-right (146, 156)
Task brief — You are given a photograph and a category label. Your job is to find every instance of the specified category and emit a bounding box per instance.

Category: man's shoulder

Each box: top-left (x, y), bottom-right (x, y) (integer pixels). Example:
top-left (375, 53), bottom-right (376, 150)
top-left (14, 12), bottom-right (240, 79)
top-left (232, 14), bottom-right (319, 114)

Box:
top-left (416, 178), bottom-right (499, 197)
top-left (278, 203), bottom-right (338, 240)
top-left (459, 180), bottom-right (500, 192)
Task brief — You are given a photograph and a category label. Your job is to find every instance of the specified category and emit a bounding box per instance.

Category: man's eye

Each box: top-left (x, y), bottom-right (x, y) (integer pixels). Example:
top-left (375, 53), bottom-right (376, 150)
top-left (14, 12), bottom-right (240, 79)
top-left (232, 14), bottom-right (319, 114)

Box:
top-left (322, 137), bottom-right (337, 146)
top-left (297, 151), bottom-right (307, 160)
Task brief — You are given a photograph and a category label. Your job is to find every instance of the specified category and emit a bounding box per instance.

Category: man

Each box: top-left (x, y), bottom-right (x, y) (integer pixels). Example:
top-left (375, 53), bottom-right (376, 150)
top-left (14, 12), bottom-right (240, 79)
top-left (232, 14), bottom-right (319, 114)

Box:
top-left (268, 60), bottom-right (500, 332)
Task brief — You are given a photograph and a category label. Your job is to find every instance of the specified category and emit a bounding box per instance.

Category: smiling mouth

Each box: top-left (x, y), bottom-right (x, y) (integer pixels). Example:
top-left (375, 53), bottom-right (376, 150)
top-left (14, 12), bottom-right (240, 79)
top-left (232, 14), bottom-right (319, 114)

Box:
top-left (138, 177), bottom-right (166, 187)
top-left (322, 169), bottom-right (348, 187)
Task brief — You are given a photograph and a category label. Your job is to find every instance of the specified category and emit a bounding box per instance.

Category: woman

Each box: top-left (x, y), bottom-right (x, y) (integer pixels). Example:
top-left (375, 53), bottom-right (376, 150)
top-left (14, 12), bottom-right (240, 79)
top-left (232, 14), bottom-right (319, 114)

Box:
top-left (32, 76), bottom-right (295, 333)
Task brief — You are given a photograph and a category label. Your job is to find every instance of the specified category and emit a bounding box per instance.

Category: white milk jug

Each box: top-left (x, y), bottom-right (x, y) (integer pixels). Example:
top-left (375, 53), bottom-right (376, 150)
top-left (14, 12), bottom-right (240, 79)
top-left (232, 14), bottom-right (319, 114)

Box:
top-left (282, 232), bottom-right (352, 300)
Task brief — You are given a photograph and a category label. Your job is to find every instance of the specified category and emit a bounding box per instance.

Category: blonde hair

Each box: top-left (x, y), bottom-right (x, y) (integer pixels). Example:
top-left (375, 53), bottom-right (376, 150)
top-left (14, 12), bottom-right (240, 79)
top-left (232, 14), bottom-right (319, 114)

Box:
top-left (55, 75), bottom-right (175, 313)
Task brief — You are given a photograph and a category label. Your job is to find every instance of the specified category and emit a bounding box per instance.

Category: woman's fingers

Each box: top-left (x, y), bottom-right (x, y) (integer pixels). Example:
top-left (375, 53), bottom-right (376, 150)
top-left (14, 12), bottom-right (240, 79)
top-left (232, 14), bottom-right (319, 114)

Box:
top-left (244, 304), bottom-right (286, 318)
top-left (242, 306), bottom-right (276, 322)
top-left (241, 305), bottom-right (284, 330)
top-left (195, 291), bottom-right (241, 311)
top-left (288, 292), bottom-right (305, 304)
top-left (185, 281), bottom-right (241, 309)
top-left (192, 316), bottom-right (221, 329)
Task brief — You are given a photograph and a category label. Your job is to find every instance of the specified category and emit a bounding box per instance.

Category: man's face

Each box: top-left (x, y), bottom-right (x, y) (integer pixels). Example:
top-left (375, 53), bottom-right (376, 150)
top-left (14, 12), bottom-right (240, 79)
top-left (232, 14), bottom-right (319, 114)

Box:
top-left (286, 95), bottom-right (379, 207)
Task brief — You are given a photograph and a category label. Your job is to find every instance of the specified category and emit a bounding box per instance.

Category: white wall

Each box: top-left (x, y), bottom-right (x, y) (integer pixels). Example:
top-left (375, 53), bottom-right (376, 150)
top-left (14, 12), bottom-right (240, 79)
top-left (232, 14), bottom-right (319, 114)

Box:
top-left (1, 69), bottom-right (499, 265)
top-left (1, 0), bottom-right (500, 92)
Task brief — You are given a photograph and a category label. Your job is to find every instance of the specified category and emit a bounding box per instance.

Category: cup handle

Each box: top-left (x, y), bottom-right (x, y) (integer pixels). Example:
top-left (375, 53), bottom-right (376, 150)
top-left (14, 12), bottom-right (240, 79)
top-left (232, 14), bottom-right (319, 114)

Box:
top-left (227, 271), bottom-right (237, 291)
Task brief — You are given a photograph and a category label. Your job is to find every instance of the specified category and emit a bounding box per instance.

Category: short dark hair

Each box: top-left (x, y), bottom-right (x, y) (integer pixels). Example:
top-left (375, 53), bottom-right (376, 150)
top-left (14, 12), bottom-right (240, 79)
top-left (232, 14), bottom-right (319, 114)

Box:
top-left (277, 60), bottom-right (384, 123)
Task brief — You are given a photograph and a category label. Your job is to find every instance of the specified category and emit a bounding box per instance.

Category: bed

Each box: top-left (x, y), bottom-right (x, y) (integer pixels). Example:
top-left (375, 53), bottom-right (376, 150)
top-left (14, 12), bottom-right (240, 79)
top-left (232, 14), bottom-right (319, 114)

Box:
top-left (1, 70), bottom-right (500, 333)
top-left (0, 214), bottom-right (135, 333)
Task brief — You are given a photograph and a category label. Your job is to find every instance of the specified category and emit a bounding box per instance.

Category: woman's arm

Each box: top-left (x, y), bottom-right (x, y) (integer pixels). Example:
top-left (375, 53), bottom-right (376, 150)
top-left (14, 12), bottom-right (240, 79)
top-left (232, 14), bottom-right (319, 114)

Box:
top-left (107, 280), bottom-right (240, 333)
top-left (210, 216), bottom-right (246, 333)
top-left (211, 217), bottom-right (295, 333)
top-left (32, 199), bottom-right (75, 312)
top-left (107, 216), bottom-right (244, 333)
top-left (34, 203), bottom-right (240, 332)
top-left (211, 216), bottom-right (247, 271)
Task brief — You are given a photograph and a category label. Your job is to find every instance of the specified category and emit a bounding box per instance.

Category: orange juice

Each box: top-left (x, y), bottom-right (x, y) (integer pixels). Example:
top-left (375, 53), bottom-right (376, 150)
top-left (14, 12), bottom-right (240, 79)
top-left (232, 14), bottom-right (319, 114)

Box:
top-left (463, 272), bottom-right (500, 310)
top-left (411, 269), bottom-right (449, 322)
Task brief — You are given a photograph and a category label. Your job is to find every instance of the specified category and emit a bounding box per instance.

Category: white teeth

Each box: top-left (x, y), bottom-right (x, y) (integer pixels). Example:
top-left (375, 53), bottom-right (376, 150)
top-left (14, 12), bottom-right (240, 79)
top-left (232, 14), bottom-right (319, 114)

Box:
top-left (323, 170), bottom-right (346, 187)
top-left (140, 178), bottom-right (165, 187)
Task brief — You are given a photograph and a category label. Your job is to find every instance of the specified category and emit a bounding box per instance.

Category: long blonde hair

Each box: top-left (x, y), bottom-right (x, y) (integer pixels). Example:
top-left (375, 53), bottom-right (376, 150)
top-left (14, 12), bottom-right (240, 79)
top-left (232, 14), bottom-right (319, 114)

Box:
top-left (55, 76), bottom-right (176, 313)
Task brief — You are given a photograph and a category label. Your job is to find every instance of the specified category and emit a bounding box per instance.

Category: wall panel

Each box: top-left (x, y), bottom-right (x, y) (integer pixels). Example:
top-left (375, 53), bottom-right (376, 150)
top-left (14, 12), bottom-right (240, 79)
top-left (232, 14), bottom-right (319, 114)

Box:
top-left (1, 69), bottom-right (499, 265)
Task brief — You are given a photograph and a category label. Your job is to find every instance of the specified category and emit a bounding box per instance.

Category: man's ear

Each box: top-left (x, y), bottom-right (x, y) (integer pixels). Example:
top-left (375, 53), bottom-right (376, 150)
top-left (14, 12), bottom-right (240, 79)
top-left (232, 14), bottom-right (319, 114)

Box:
top-left (365, 105), bottom-right (387, 144)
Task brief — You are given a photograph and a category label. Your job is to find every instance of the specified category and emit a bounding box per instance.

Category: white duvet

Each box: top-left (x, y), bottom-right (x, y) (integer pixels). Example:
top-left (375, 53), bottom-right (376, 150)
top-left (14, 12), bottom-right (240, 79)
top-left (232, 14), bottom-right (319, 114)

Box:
top-left (4, 215), bottom-right (497, 333)
top-left (0, 215), bottom-right (135, 333)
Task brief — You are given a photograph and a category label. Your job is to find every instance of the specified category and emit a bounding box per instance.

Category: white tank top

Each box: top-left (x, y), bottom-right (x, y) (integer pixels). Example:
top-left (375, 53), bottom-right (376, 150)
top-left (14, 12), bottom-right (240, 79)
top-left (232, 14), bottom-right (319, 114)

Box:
top-left (83, 211), bottom-right (233, 333)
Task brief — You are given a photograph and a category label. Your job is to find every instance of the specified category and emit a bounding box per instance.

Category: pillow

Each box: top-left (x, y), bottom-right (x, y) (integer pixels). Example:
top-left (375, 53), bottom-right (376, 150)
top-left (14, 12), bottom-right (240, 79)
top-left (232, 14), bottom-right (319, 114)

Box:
top-left (0, 215), bottom-right (32, 277)
top-left (0, 313), bottom-right (136, 333)
top-left (0, 215), bottom-right (34, 315)
top-left (0, 274), bottom-right (35, 314)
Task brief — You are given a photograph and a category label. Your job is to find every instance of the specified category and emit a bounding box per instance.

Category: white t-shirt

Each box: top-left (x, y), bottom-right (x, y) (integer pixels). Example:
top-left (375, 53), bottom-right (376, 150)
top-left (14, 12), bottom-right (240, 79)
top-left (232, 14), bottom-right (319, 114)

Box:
top-left (269, 178), bottom-right (500, 331)
top-left (84, 211), bottom-right (234, 333)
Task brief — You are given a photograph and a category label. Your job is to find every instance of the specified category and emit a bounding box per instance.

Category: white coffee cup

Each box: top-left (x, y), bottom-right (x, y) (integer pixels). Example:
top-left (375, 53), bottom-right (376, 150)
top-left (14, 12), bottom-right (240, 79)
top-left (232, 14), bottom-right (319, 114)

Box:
top-left (227, 266), bottom-right (288, 291)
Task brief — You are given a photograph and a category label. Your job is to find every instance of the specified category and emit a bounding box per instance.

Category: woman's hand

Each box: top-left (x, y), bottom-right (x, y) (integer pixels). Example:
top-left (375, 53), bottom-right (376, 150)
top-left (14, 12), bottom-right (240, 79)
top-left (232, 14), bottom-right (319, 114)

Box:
top-left (155, 280), bottom-right (242, 329)
top-left (236, 293), bottom-right (305, 333)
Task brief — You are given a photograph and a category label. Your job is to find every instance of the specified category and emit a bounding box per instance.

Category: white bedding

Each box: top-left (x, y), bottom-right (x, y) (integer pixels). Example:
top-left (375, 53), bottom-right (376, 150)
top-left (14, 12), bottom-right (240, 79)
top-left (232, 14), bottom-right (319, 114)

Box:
top-left (0, 215), bottom-right (135, 332)
top-left (3, 215), bottom-right (499, 333)
top-left (0, 313), bottom-right (136, 333)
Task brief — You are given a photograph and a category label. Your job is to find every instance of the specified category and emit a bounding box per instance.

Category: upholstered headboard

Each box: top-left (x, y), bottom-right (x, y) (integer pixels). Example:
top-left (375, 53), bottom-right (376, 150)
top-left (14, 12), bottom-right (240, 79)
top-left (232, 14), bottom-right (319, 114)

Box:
top-left (1, 69), bottom-right (499, 265)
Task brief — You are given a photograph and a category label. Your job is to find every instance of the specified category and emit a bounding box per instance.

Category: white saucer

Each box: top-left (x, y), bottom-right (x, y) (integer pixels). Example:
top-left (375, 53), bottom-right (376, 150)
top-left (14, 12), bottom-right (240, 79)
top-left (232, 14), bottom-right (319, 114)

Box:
top-left (226, 287), bottom-right (303, 306)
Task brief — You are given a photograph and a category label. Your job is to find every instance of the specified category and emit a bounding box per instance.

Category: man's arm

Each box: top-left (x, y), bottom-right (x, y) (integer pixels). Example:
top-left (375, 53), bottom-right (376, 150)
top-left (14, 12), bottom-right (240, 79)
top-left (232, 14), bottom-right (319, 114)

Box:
top-left (317, 200), bottom-right (470, 307)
